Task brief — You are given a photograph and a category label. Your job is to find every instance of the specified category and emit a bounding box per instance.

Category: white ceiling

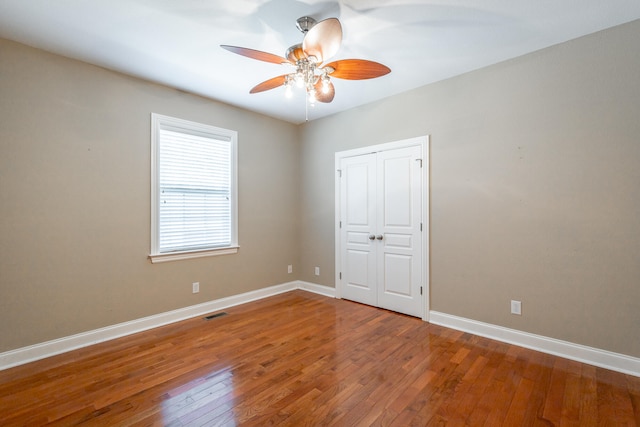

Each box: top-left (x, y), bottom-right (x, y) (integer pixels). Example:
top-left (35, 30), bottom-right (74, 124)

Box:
top-left (1, 1), bottom-right (639, 124)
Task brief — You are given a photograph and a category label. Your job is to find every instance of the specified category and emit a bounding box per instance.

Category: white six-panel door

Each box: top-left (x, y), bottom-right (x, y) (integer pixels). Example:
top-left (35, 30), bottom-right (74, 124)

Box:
top-left (340, 153), bottom-right (378, 307)
top-left (376, 145), bottom-right (423, 317)
top-left (337, 137), bottom-right (427, 318)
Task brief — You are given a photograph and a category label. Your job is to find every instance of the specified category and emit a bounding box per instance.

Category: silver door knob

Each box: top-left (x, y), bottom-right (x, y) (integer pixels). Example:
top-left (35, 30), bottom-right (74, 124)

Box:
top-left (376, 235), bottom-right (383, 240)
top-left (368, 234), bottom-right (376, 240)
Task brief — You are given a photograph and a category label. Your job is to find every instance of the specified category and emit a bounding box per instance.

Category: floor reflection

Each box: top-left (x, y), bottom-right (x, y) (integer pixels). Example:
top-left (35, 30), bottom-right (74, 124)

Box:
top-left (161, 367), bottom-right (236, 426)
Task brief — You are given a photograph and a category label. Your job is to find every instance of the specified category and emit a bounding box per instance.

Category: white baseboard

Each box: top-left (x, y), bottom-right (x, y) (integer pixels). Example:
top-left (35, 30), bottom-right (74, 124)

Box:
top-left (4, 287), bottom-right (637, 378)
top-left (0, 281), bottom-right (334, 371)
top-left (429, 311), bottom-right (640, 377)
top-left (298, 281), bottom-right (337, 298)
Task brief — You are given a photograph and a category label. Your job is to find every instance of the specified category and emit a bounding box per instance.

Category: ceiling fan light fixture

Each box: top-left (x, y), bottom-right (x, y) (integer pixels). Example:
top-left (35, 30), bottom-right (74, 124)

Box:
top-left (222, 16), bottom-right (390, 117)
top-left (321, 75), bottom-right (331, 94)
top-left (284, 80), bottom-right (293, 98)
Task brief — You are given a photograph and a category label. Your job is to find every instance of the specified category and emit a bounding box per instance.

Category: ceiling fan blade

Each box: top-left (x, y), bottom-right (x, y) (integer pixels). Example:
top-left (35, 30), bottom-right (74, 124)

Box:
top-left (314, 80), bottom-right (335, 103)
top-left (302, 18), bottom-right (342, 63)
top-left (324, 59), bottom-right (391, 80)
top-left (250, 75), bottom-right (287, 94)
top-left (221, 45), bottom-right (291, 65)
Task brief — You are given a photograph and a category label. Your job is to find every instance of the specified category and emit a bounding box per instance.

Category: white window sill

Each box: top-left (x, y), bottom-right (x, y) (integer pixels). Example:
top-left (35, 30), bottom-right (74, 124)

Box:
top-left (149, 246), bottom-right (239, 264)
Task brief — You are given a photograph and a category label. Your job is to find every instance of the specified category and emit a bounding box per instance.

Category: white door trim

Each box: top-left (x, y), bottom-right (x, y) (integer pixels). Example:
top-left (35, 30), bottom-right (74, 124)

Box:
top-left (335, 136), bottom-right (430, 321)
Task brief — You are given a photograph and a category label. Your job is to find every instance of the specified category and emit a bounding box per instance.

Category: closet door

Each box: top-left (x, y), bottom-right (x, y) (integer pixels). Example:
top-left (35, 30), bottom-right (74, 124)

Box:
top-left (339, 153), bottom-right (377, 307)
top-left (376, 145), bottom-right (423, 317)
top-left (338, 144), bottom-right (423, 317)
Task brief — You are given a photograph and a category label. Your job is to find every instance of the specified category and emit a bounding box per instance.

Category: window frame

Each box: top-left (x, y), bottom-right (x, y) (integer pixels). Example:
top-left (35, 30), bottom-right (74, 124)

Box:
top-left (149, 113), bottom-right (238, 263)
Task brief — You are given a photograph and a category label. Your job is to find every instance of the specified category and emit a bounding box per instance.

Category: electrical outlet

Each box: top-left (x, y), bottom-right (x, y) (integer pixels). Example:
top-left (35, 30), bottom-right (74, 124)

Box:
top-left (511, 300), bottom-right (521, 315)
top-left (315, 267), bottom-right (320, 276)
top-left (288, 265), bottom-right (293, 274)
top-left (192, 282), bottom-right (200, 294)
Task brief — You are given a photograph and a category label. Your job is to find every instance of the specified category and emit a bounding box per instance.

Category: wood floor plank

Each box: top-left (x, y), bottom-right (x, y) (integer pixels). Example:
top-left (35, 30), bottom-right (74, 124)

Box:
top-left (578, 364), bottom-right (599, 427)
top-left (542, 356), bottom-right (571, 423)
top-left (1, 290), bottom-right (638, 426)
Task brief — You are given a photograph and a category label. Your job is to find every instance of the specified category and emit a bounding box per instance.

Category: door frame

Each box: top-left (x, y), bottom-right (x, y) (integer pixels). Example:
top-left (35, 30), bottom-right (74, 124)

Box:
top-left (334, 135), bottom-right (430, 321)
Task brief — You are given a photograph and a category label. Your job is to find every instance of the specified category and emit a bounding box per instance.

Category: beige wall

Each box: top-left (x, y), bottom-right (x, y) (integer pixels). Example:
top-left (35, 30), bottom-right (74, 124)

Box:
top-left (2, 19), bottom-right (639, 359)
top-left (299, 20), bottom-right (640, 358)
top-left (0, 39), bottom-right (301, 352)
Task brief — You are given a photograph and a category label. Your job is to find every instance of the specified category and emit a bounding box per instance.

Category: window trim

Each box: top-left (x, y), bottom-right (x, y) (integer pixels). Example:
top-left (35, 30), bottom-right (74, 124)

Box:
top-left (149, 113), bottom-right (238, 263)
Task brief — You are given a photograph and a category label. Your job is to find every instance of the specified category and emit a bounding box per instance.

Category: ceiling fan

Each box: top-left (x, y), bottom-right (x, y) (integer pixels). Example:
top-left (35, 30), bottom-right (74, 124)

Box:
top-left (221, 16), bottom-right (391, 106)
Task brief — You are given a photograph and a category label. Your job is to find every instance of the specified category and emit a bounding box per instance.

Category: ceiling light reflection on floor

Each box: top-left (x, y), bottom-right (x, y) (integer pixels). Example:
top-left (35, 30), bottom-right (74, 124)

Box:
top-left (161, 367), bottom-right (236, 426)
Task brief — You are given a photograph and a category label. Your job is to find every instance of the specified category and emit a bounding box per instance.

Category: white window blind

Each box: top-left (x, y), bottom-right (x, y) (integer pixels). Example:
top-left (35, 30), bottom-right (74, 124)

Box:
top-left (150, 114), bottom-right (238, 262)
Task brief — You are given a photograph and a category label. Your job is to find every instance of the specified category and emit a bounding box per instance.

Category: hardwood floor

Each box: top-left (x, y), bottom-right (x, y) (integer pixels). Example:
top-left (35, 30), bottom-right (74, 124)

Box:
top-left (1, 290), bottom-right (639, 426)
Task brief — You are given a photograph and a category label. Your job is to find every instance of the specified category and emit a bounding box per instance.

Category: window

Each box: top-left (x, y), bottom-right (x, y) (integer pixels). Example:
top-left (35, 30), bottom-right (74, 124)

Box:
top-left (149, 113), bottom-right (238, 263)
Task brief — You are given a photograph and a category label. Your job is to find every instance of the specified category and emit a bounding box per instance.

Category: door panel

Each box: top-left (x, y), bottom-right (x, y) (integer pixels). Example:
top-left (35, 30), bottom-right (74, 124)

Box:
top-left (376, 145), bottom-right (422, 317)
top-left (382, 156), bottom-right (413, 227)
top-left (340, 153), bottom-right (377, 307)
top-left (384, 233), bottom-right (413, 249)
top-left (345, 162), bottom-right (371, 225)
top-left (346, 250), bottom-right (372, 289)
top-left (347, 231), bottom-right (371, 245)
top-left (383, 254), bottom-right (412, 296)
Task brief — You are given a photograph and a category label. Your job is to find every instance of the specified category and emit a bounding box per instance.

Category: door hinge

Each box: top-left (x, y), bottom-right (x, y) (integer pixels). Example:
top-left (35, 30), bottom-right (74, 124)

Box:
top-left (339, 221), bottom-right (342, 228)
top-left (339, 272), bottom-right (342, 280)
top-left (416, 158), bottom-right (423, 168)
top-left (337, 169), bottom-right (342, 177)
top-left (420, 286), bottom-right (423, 295)
top-left (420, 223), bottom-right (423, 231)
